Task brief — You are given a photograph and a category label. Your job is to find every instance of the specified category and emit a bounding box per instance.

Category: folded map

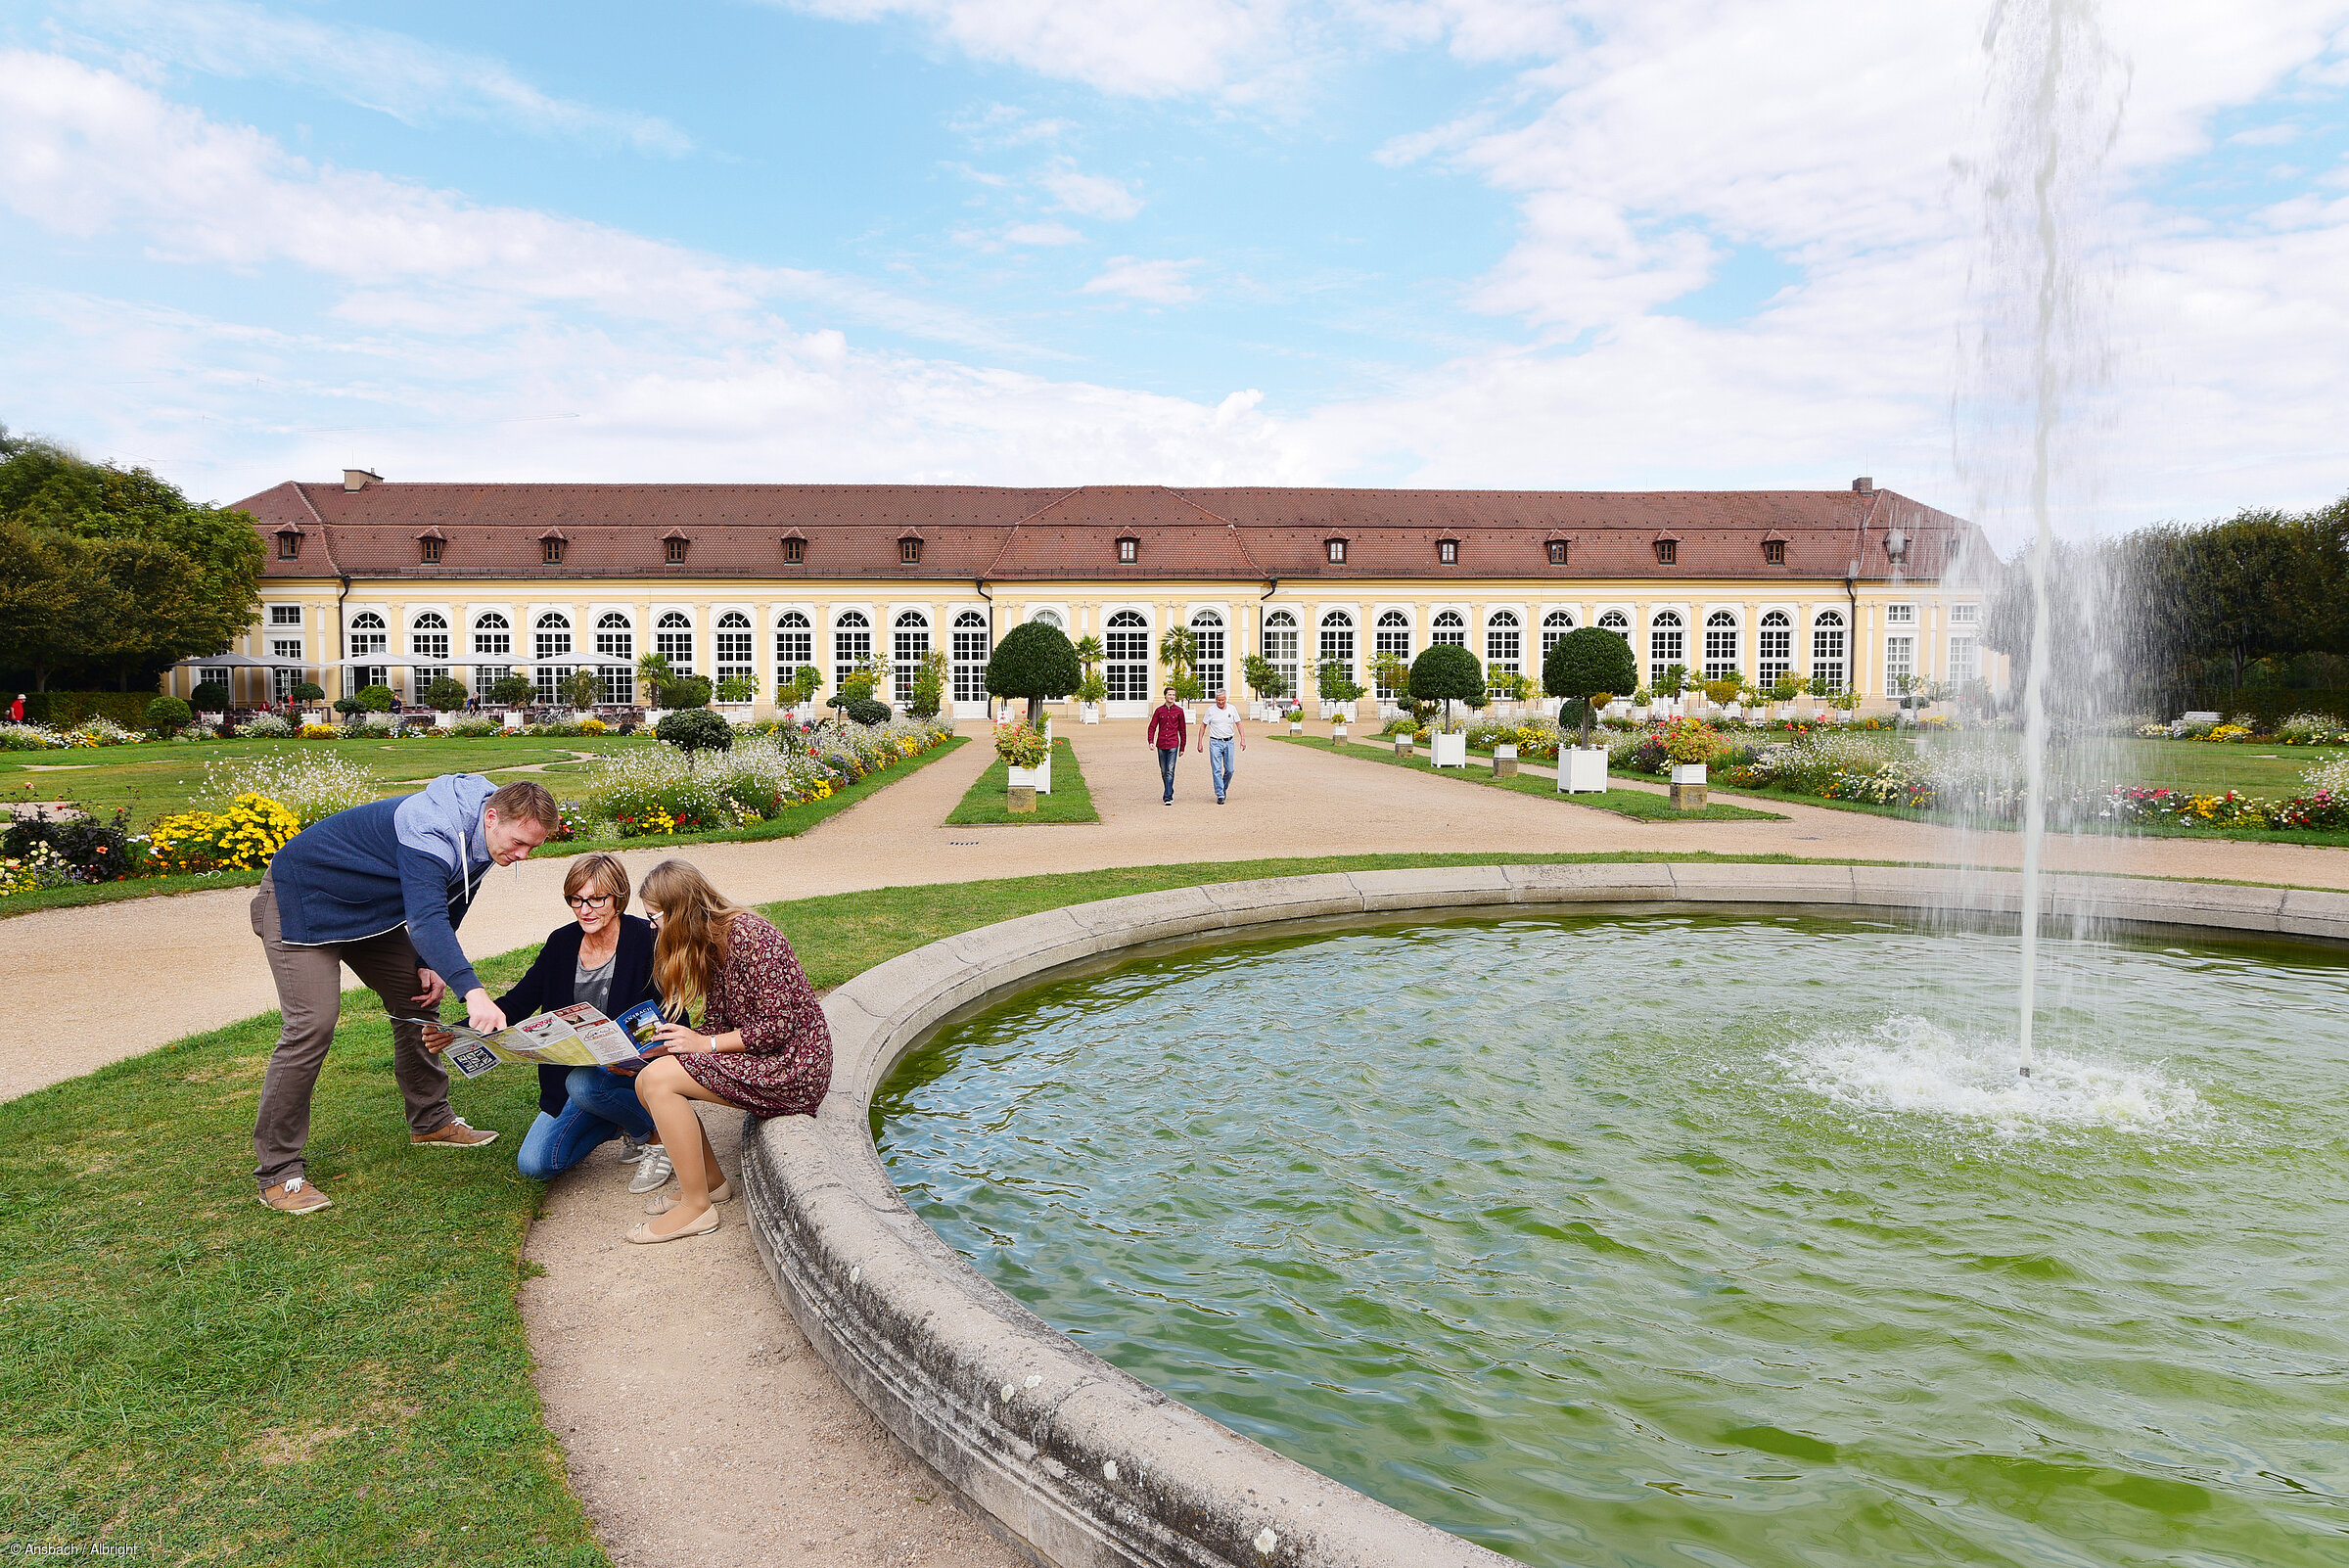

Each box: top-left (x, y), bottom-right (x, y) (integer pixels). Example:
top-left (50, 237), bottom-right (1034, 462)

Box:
top-left (397, 999), bottom-right (669, 1081)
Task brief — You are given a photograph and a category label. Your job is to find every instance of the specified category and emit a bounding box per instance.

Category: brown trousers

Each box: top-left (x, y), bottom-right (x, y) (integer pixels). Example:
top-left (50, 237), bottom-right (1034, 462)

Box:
top-left (250, 872), bottom-right (452, 1188)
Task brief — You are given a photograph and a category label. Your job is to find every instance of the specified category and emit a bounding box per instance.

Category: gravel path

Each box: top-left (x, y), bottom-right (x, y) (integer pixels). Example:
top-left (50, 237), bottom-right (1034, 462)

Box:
top-left (10, 719), bottom-right (2346, 1566)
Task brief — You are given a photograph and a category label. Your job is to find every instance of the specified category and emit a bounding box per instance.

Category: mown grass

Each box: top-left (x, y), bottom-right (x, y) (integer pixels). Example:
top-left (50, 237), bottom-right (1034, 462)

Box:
top-left (0, 738), bottom-right (969, 922)
top-left (944, 738), bottom-right (1099, 825)
top-left (1283, 736), bottom-right (1783, 823)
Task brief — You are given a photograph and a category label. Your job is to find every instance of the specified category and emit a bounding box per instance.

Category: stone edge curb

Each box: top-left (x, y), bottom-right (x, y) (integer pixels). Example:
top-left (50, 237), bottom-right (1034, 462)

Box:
top-left (741, 863), bottom-right (2349, 1568)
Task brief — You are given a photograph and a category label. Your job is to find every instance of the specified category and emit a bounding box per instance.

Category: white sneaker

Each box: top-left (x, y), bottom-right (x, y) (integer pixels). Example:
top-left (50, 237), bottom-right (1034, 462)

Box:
top-left (616, 1134), bottom-right (650, 1166)
top-left (627, 1146), bottom-right (674, 1194)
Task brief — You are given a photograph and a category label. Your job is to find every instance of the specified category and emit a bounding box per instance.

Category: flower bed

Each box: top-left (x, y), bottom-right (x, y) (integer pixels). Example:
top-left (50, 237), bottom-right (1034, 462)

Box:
top-left (578, 715), bottom-right (952, 838)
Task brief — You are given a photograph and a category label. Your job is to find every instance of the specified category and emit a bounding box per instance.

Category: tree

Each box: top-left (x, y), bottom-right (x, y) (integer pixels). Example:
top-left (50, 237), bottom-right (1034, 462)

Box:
top-left (666, 674), bottom-right (713, 710)
top-left (1072, 634), bottom-right (1104, 684)
top-left (354, 684), bottom-right (395, 713)
top-left (145, 695), bottom-right (191, 732)
top-left (910, 647), bottom-right (948, 718)
top-left (1159, 625), bottom-right (1201, 702)
top-left (1316, 657), bottom-right (1364, 704)
top-left (1407, 644), bottom-right (1484, 732)
top-left (986, 621), bottom-right (1081, 725)
top-left (559, 669), bottom-right (600, 711)
top-left (636, 650), bottom-right (675, 705)
top-left (293, 681), bottom-right (324, 704)
top-left (427, 675), bottom-right (473, 713)
top-left (656, 709), bottom-right (732, 753)
top-left (189, 680), bottom-right (231, 713)
top-left (488, 672), bottom-right (535, 707)
top-left (1242, 654), bottom-right (1289, 703)
top-left (1544, 625), bottom-right (1638, 748)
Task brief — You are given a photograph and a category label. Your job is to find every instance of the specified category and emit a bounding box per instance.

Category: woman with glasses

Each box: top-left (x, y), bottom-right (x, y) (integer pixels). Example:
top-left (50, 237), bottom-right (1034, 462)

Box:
top-left (484, 853), bottom-right (670, 1182)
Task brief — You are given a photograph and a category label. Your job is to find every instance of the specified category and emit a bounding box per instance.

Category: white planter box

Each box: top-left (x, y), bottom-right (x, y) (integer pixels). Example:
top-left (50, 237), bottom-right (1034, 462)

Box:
top-left (1081, 703), bottom-right (1099, 724)
top-left (1671, 762), bottom-right (1709, 786)
top-left (1630, 706), bottom-right (1649, 723)
top-left (501, 710), bottom-right (526, 729)
top-left (1287, 720), bottom-right (1303, 734)
top-left (300, 711), bottom-right (326, 727)
top-left (197, 711), bottom-right (225, 725)
top-left (1559, 747), bottom-right (1609, 793)
top-left (1005, 763), bottom-right (1041, 790)
top-left (1430, 731), bottom-right (1467, 768)
top-left (435, 711), bottom-right (459, 729)
top-left (1493, 743), bottom-right (1517, 760)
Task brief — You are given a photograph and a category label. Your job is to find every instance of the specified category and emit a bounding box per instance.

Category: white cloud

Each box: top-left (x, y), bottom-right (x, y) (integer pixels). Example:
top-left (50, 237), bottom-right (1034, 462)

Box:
top-left (1082, 256), bottom-right (1201, 303)
top-left (948, 101), bottom-right (1075, 146)
top-left (62, 0), bottom-right (691, 153)
top-left (787, 0), bottom-right (1296, 97)
top-left (1039, 164), bottom-right (1145, 219)
top-left (1002, 220), bottom-right (1086, 245)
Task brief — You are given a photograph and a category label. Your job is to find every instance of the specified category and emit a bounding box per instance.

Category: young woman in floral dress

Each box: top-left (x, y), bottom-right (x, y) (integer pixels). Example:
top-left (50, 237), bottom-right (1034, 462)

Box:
top-left (624, 858), bottom-right (833, 1243)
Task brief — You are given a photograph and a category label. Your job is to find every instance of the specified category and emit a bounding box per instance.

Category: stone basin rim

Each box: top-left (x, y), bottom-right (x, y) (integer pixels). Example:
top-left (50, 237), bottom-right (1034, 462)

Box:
top-left (739, 862), bottom-right (2349, 1568)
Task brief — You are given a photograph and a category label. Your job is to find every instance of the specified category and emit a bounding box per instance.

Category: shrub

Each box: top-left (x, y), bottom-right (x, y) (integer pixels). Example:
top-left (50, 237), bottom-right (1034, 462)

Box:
top-left (189, 681), bottom-right (231, 713)
top-left (447, 715), bottom-right (501, 737)
top-left (987, 622), bottom-right (1081, 725)
top-left (352, 684), bottom-right (394, 713)
top-left (146, 696), bottom-right (193, 731)
top-left (1543, 626), bottom-right (1637, 748)
top-left (657, 708), bottom-right (733, 753)
top-left (0, 723), bottom-right (61, 752)
top-left (714, 674), bottom-right (758, 704)
top-left (910, 648), bottom-right (947, 719)
top-left (993, 721), bottom-right (1049, 768)
top-left (487, 673), bottom-right (535, 708)
top-left (23, 692), bottom-right (161, 729)
top-left (425, 675), bottom-right (471, 713)
top-left (299, 721), bottom-right (341, 738)
top-left (235, 714), bottom-right (295, 738)
top-left (3, 804), bottom-right (136, 882)
top-left (665, 675), bottom-right (714, 711)
top-left (146, 793), bottom-right (302, 873)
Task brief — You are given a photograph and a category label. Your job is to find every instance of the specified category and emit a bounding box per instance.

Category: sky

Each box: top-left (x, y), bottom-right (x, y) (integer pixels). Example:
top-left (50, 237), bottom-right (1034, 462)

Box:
top-left (2, 0), bottom-right (2345, 545)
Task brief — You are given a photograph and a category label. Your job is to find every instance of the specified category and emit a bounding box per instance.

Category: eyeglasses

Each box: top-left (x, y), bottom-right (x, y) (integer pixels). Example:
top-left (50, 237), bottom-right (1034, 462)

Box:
top-left (566, 893), bottom-right (615, 909)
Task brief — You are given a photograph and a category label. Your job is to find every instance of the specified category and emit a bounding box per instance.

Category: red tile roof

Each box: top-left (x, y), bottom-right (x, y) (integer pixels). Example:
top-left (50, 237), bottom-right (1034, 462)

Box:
top-left (233, 480), bottom-right (1981, 583)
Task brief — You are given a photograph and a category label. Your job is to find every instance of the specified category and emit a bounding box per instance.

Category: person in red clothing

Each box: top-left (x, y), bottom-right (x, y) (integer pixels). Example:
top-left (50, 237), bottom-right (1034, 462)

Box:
top-left (8, 694), bottom-right (23, 724)
top-left (1146, 685), bottom-right (1187, 805)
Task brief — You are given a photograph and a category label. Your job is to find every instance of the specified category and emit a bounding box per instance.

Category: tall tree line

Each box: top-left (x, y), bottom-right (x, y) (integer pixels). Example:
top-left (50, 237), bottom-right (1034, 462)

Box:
top-left (0, 426), bottom-right (264, 692)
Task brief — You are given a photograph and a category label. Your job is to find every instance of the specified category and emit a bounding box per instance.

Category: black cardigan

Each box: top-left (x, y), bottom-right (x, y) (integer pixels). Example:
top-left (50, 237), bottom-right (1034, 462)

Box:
top-left (494, 914), bottom-right (665, 1117)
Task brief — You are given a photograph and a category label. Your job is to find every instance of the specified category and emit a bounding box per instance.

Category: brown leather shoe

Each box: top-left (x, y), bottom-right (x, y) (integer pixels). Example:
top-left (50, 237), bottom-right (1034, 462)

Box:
top-left (410, 1117), bottom-right (499, 1149)
top-left (258, 1176), bottom-right (332, 1215)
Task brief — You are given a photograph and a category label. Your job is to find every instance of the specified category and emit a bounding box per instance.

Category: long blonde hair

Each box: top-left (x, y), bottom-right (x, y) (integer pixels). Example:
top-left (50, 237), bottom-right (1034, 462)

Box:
top-left (641, 859), bottom-right (752, 1019)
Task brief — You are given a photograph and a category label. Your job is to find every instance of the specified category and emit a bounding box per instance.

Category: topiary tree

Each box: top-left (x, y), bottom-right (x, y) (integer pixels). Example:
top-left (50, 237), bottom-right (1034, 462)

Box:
top-left (293, 681), bottom-right (324, 704)
top-left (488, 672), bottom-right (534, 708)
top-left (987, 621), bottom-right (1081, 726)
top-left (656, 708), bottom-right (732, 753)
top-left (561, 669), bottom-right (603, 711)
top-left (842, 696), bottom-right (892, 726)
top-left (354, 683), bottom-right (395, 713)
top-left (1407, 644), bottom-right (1484, 732)
top-left (1544, 625), bottom-right (1638, 749)
top-left (145, 694), bottom-right (192, 732)
top-left (427, 675), bottom-right (472, 713)
top-left (189, 680), bottom-right (230, 713)
top-left (910, 647), bottom-right (947, 718)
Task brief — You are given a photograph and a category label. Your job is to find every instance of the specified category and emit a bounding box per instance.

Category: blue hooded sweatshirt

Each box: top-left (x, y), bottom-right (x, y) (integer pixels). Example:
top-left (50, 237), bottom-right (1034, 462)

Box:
top-left (267, 773), bottom-right (499, 996)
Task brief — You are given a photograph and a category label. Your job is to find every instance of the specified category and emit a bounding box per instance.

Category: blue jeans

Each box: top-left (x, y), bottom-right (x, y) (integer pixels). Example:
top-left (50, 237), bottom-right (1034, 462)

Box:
top-left (1158, 747), bottom-right (1179, 801)
top-left (516, 1066), bottom-right (657, 1179)
top-left (1208, 736), bottom-right (1236, 799)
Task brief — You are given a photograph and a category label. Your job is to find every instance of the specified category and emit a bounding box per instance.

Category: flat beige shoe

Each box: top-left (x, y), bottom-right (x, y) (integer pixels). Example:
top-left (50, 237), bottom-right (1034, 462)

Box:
top-left (625, 1207), bottom-right (719, 1244)
top-left (643, 1179), bottom-right (731, 1216)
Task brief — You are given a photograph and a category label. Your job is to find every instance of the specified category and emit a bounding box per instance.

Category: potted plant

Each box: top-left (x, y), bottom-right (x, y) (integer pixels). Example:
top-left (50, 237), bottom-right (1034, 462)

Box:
top-left (425, 673), bottom-right (472, 728)
top-left (1630, 685), bottom-right (1652, 723)
top-left (987, 622), bottom-right (1081, 728)
top-left (485, 671), bottom-right (534, 727)
top-left (1831, 690), bottom-right (1862, 722)
top-left (1070, 635), bottom-right (1105, 721)
top-left (1408, 644), bottom-right (1484, 767)
top-left (714, 672), bottom-right (759, 716)
top-left (1545, 626), bottom-right (1637, 794)
top-left (290, 681), bottom-right (326, 725)
top-left (995, 719), bottom-right (1049, 811)
top-left (1285, 705), bottom-right (1305, 733)
top-left (1316, 657), bottom-right (1363, 725)
top-left (1492, 738), bottom-right (1518, 777)
top-left (189, 680), bottom-right (231, 723)
top-left (1663, 715), bottom-right (1716, 809)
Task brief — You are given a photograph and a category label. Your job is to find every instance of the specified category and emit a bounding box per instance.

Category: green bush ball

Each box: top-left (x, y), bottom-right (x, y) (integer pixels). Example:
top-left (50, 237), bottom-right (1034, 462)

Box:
top-left (656, 708), bottom-right (733, 753)
top-left (145, 695), bottom-right (193, 730)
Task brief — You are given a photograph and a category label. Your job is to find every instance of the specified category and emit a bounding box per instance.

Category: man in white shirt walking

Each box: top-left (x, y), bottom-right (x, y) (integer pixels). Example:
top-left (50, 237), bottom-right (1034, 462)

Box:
top-left (1193, 689), bottom-right (1247, 804)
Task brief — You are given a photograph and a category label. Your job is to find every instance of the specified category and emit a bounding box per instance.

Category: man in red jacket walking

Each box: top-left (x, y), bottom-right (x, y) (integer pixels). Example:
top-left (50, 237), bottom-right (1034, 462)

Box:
top-left (1146, 686), bottom-right (1187, 805)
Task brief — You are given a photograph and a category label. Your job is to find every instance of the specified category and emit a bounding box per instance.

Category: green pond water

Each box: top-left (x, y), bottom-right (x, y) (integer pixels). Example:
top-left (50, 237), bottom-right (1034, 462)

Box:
top-left (872, 914), bottom-right (2349, 1567)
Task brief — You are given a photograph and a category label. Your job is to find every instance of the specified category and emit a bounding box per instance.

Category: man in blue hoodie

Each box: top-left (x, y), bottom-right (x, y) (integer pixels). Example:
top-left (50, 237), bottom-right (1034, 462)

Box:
top-left (249, 775), bottom-right (560, 1214)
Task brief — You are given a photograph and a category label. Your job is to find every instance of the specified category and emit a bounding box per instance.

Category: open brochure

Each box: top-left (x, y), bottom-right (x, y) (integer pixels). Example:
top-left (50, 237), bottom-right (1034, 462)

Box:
top-left (399, 998), bottom-right (669, 1081)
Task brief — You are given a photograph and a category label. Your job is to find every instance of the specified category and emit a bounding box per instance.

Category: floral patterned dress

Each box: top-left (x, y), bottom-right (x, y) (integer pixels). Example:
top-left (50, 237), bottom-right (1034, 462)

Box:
top-left (676, 912), bottom-right (833, 1118)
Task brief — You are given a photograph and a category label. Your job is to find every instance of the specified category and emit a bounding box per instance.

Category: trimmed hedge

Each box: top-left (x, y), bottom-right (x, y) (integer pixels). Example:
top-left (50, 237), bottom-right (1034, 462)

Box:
top-left (21, 691), bottom-right (161, 728)
top-left (2179, 688), bottom-right (2349, 727)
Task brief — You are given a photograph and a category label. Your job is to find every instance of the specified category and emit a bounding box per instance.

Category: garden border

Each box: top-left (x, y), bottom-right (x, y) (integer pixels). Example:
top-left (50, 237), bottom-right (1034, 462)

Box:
top-left (741, 862), bottom-right (2349, 1568)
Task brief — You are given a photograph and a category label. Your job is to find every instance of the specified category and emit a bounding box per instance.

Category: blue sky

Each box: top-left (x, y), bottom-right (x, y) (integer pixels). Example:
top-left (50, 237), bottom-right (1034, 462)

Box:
top-left (4, 1), bottom-right (2347, 543)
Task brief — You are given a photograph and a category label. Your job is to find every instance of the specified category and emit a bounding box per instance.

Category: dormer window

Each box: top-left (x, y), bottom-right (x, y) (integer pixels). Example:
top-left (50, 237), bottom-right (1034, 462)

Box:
top-left (276, 529), bottom-right (302, 560)
top-left (900, 537), bottom-right (922, 565)
top-left (418, 531), bottom-right (444, 565)
top-left (1654, 538), bottom-right (1678, 565)
top-left (1547, 539), bottom-right (1567, 566)
top-left (782, 534), bottom-right (806, 564)
top-left (540, 530), bottom-right (567, 566)
top-left (666, 536), bottom-right (689, 565)
top-left (1763, 539), bottom-right (1786, 565)
top-left (1437, 538), bottom-right (1458, 565)
top-left (1327, 538), bottom-right (1348, 565)
top-left (1118, 536), bottom-right (1138, 564)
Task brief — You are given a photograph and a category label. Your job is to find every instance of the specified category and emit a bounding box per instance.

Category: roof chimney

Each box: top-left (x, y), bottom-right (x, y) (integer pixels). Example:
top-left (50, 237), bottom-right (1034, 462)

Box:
top-left (344, 468), bottom-right (382, 491)
top-left (1852, 476), bottom-right (1874, 494)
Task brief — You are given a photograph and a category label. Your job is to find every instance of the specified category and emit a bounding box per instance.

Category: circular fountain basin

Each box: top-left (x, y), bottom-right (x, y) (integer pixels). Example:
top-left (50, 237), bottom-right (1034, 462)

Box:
top-left (736, 864), bottom-right (2349, 1568)
top-left (878, 911), bottom-right (2348, 1568)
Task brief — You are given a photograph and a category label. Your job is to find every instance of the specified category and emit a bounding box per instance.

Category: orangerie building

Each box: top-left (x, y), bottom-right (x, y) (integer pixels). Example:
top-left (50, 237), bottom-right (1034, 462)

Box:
top-left (192, 473), bottom-right (2000, 721)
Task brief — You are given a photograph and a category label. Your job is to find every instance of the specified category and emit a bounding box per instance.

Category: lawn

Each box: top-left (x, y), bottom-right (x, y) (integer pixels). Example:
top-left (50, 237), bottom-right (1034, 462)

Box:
top-left (8, 839), bottom-right (2343, 1563)
top-left (0, 737), bottom-right (970, 921)
top-left (4, 734), bottom-right (657, 827)
top-left (944, 738), bottom-right (1099, 825)
top-left (1283, 736), bottom-right (1784, 823)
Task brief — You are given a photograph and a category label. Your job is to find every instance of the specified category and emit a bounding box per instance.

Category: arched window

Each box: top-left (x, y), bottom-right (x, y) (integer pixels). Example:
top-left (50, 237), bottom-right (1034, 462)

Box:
top-left (774, 611), bottom-right (812, 680)
top-left (892, 610), bottom-right (930, 705)
top-left (1105, 610), bottom-right (1150, 705)
top-left (655, 611), bottom-right (694, 676)
top-left (1485, 610), bottom-right (1521, 694)
top-left (1031, 609), bottom-right (1063, 630)
top-left (347, 611), bottom-right (389, 694)
top-left (950, 610), bottom-right (990, 705)
top-left (533, 612), bottom-right (574, 703)
top-left (596, 613), bottom-right (635, 705)
top-left (1431, 610), bottom-right (1466, 648)
top-left (410, 612), bottom-right (450, 692)
top-left (470, 611), bottom-right (512, 689)
top-left (1318, 610), bottom-right (1355, 688)
top-left (716, 611), bottom-right (755, 693)
top-left (1647, 609), bottom-right (1684, 689)
top-left (1540, 609), bottom-right (1576, 669)
top-left (833, 610), bottom-right (871, 687)
top-left (1812, 610), bottom-right (1847, 695)
top-left (1373, 611), bottom-right (1411, 699)
top-left (1703, 610), bottom-right (1739, 681)
top-left (1189, 609), bottom-right (1226, 699)
top-left (1758, 611), bottom-right (1793, 688)
top-left (1597, 610), bottom-right (1630, 639)
top-left (1262, 610), bottom-right (1298, 703)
